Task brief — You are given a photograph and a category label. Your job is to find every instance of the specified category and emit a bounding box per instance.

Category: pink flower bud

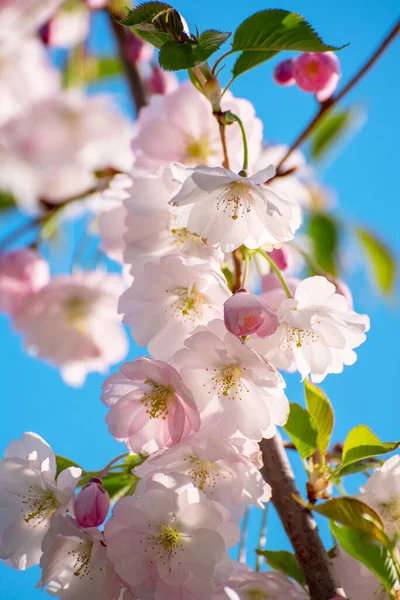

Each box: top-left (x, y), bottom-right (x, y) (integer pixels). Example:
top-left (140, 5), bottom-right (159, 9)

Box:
top-left (224, 289), bottom-right (278, 338)
top-left (268, 247), bottom-right (290, 271)
top-left (146, 65), bottom-right (178, 95)
top-left (75, 477), bottom-right (110, 528)
top-left (85, 0), bottom-right (108, 8)
top-left (273, 59), bottom-right (296, 86)
top-left (124, 33), bottom-right (154, 64)
top-left (293, 52), bottom-right (340, 101)
top-left (0, 249), bottom-right (49, 317)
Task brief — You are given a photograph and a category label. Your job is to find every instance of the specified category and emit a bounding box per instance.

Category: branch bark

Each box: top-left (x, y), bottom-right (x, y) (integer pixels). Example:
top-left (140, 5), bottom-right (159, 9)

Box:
top-left (107, 13), bottom-right (148, 114)
top-left (260, 433), bottom-right (345, 600)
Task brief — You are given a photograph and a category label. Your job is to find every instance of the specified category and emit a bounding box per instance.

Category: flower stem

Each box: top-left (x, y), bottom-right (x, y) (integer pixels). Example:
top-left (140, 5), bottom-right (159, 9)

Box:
top-left (227, 112), bottom-right (249, 172)
top-left (241, 254), bottom-right (250, 288)
top-left (256, 248), bottom-right (292, 298)
top-left (275, 19), bottom-right (399, 172)
top-left (98, 453), bottom-right (130, 479)
top-left (217, 120), bottom-right (230, 169)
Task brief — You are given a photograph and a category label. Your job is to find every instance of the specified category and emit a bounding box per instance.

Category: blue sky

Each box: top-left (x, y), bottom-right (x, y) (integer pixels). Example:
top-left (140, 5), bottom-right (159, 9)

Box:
top-left (1, 0), bottom-right (399, 597)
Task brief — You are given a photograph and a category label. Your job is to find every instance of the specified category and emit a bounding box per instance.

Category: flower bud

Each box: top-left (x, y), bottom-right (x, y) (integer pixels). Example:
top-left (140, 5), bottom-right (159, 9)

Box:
top-left (203, 77), bottom-right (223, 111)
top-left (124, 33), bottom-right (154, 63)
top-left (268, 247), bottom-right (290, 271)
top-left (293, 52), bottom-right (340, 101)
top-left (0, 249), bottom-right (49, 317)
top-left (85, 0), bottom-right (108, 8)
top-left (146, 65), bottom-right (178, 95)
top-left (224, 289), bottom-right (278, 338)
top-left (75, 477), bottom-right (110, 528)
top-left (273, 59), bottom-right (296, 86)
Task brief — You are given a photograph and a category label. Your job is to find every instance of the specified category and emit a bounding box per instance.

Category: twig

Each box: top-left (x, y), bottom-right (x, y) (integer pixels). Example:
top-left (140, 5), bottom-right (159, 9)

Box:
top-left (260, 433), bottom-right (345, 600)
top-left (238, 504), bottom-right (250, 563)
top-left (276, 19), bottom-right (400, 171)
top-left (217, 119), bottom-right (230, 169)
top-left (255, 504), bottom-right (268, 571)
top-left (107, 13), bottom-right (148, 114)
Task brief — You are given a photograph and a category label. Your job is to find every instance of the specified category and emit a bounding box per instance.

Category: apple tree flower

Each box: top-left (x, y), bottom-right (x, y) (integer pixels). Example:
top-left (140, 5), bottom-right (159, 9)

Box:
top-left (0, 432), bottom-right (81, 570)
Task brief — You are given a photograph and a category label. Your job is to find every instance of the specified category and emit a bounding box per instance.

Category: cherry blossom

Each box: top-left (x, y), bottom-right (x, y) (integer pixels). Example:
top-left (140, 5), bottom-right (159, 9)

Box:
top-left (123, 168), bottom-right (221, 276)
top-left (331, 546), bottom-right (388, 600)
top-left (146, 65), bottom-right (179, 96)
top-left (0, 0), bottom-right (62, 48)
top-left (134, 435), bottom-right (271, 520)
top-left (39, 513), bottom-right (127, 600)
top-left (173, 319), bottom-right (289, 440)
top-left (217, 566), bottom-right (309, 599)
top-left (14, 271), bottom-right (128, 386)
top-left (0, 249), bottom-right (49, 316)
top-left (97, 174), bottom-right (132, 264)
top-left (101, 357), bottom-right (201, 455)
top-left (293, 52), bottom-right (341, 102)
top-left (0, 93), bottom-right (133, 213)
top-left (170, 165), bottom-right (301, 253)
top-left (40, 5), bottom-right (90, 49)
top-left (273, 59), bottom-right (296, 86)
top-left (124, 33), bottom-right (154, 63)
top-left (0, 432), bottom-right (81, 570)
top-left (119, 254), bottom-right (230, 359)
top-left (74, 478), bottom-right (110, 529)
top-left (105, 477), bottom-right (238, 599)
top-left (132, 81), bottom-right (263, 172)
top-left (224, 289), bottom-right (279, 338)
top-left (252, 276), bottom-right (370, 382)
top-left (358, 454), bottom-right (400, 537)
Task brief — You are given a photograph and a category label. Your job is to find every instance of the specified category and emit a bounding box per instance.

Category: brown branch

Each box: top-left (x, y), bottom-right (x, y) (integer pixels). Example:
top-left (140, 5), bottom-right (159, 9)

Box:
top-left (107, 13), bottom-right (148, 114)
top-left (260, 433), bottom-right (345, 600)
top-left (276, 19), bottom-right (400, 172)
top-left (217, 119), bottom-right (230, 169)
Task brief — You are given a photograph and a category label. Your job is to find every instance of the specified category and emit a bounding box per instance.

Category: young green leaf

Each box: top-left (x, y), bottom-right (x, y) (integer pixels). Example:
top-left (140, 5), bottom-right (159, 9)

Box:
top-left (256, 549), bottom-right (305, 586)
top-left (308, 212), bottom-right (339, 277)
top-left (283, 402), bottom-right (317, 459)
top-left (159, 30), bottom-right (231, 71)
top-left (55, 455), bottom-right (83, 478)
top-left (304, 380), bottom-right (334, 457)
top-left (102, 471), bottom-right (139, 502)
top-left (310, 106), bottom-right (363, 162)
top-left (231, 9), bottom-right (347, 78)
top-left (119, 2), bottom-right (174, 28)
top-left (195, 30), bottom-right (231, 62)
top-left (356, 227), bottom-right (396, 295)
top-left (330, 522), bottom-right (399, 593)
top-left (313, 497), bottom-right (389, 545)
top-left (338, 425), bottom-right (400, 474)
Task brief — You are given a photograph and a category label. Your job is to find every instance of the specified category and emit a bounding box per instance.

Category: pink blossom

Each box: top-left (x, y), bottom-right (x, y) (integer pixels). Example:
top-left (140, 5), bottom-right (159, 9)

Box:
top-left (0, 249), bottom-right (49, 316)
top-left (75, 478), bottom-right (110, 528)
top-left (218, 565), bottom-right (309, 599)
top-left (0, 0), bottom-right (63, 48)
top-left (273, 59), bottom-right (296, 86)
top-left (39, 6), bottom-right (90, 49)
top-left (268, 247), bottom-right (290, 270)
top-left (101, 357), bottom-right (201, 455)
top-left (132, 81), bottom-right (263, 172)
top-left (105, 477), bottom-right (238, 598)
top-left (98, 174), bottom-right (132, 264)
top-left (146, 65), bottom-right (179, 95)
top-left (224, 290), bottom-right (278, 338)
top-left (124, 33), bottom-right (154, 63)
top-left (293, 52), bottom-right (340, 101)
top-left (85, 0), bottom-right (108, 9)
top-left (14, 271), bottom-right (128, 386)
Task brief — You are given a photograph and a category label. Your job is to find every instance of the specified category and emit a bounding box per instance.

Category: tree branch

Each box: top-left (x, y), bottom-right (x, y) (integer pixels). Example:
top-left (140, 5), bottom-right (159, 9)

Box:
top-left (260, 433), bottom-right (345, 600)
top-left (276, 19), bottom-right (400, 171)
top-left (107, 13), bottom-right (148, 114)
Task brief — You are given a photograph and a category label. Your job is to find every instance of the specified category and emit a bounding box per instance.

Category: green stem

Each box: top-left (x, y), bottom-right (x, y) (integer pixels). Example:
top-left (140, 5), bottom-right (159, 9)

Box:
top-left (212, 49), bottom-right (237, 75)
top-left (241, 254), bottom-right (250, 288)
top-left (98, 452), bottom-right (130, 479)
top-left (227, 112), bottom-right (249, 172)
top-left (256, 248), bottom-right (293, 298)
top-left (255, 504), bottom-right (269, 571)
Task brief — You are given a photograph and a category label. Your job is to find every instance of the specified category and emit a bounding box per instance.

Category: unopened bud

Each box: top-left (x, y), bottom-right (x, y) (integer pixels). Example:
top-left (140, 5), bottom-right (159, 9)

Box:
top-left (75, 477), bottom-right (110, 528)
top-left (293, 52), bottom-right (340, 101)
top-left (146, 65), bottom-right (178, 95)
top-left (268, 247), bottom-right (290, 271)
top-left (273, 59), bottom-right (296, 86)
top-left (224, 289), bottom-right (278, 338)
top-left (203, 77), bottom-right (222, 112)
top-left (124, 33), bottom-right (154, 63)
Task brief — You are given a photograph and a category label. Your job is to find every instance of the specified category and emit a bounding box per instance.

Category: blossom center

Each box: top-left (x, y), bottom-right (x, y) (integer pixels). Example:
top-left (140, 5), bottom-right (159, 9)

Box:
top-left (69, 539), bottom-right (94, 579)
top-left (305, 61), bottom-right (320, 78)
top-left (379, 498), bottom-right (400, 532)
top-left (18, 485), bottom-right (57, 527)
top-left (65, 295), bottom-right (89, 332)
top-left (147, 525), bottom-right (188, 569)
top-left (243, 589), bottom-right (270, 600)
top-left (216, 182), bottom-right (253, 220)
top-left (186, 136), bottom-right (211, 163)
top-left (205, 363), bottom-right (248, 400)
top-left (142, 381), bottom-right (173, 419)
top-left (282, 326), bottom-right (320, 349)
top-left (186, 456), bottom-right (226, 491)
top-left (167, 285), bottom-right (209, 323)
top-left (170, 226), bottom-right (201, 249)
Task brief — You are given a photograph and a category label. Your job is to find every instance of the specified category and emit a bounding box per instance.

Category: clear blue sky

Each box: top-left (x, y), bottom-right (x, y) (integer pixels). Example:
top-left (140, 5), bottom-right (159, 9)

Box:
top-left (1, 0), bottom-right (399, 597)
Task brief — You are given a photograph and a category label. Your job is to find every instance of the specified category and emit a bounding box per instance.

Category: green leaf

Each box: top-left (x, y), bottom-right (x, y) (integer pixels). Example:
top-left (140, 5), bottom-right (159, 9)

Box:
top-left (338, 425), bottom-right (400, 474)
top-left (0, 190), bottom-right (15, 212)
top-left (304, 380), bottom-right (334, 457)
top-left (231, 9), bottom-right (346, 78)
top-left (55, 455), bottom-right (82, 478)
top-left (158, 30), bottom-right (231, 71)
top-left (310, 106), bottom-right (362, 161)
top-left (338, 458), bottom-right (382, 477)
top-left (283, 402), bottom-right (317, 459)
top-left (120, 2), bottom-right (173, 28)
top-left (102, 471), bottom-right (139, 502)
top-left (131, 28), bottom-right (172, 49)
top-left (313, 497), bottom-right (389, 545)
top-left (257, 549), bottom-right (305, 586)
top-left (308, 212), bottom-right (339, 276)
top-left (331, 522), bottom-right (398, 593)
top-left (356, 227), bottom-right (396, 295)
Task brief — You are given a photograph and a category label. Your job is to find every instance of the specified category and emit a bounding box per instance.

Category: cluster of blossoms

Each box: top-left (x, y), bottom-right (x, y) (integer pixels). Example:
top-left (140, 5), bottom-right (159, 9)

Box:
top-left (1, 3), bottom-right (392, 599)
